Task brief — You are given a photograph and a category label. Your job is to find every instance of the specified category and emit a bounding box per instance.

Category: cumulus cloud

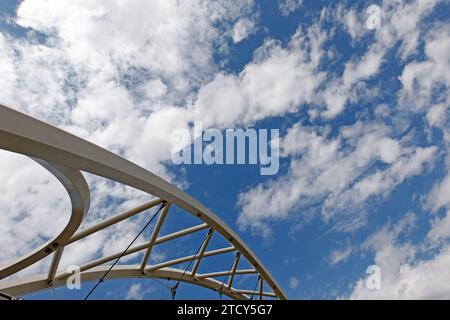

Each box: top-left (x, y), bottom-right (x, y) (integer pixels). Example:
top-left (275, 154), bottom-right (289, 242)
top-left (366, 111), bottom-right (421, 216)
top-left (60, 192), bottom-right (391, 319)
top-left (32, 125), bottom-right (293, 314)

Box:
top-left (426, 104), bottom-right (448, 128)
top-left (236, 0), bottom-right (446, 237)
top-left (0, 152), bottom-right (70, 263)
top-left (339, 0), bottom-right (438, 58)
top-left (319, 47), bottom-right (384, 118)
top-left (278, 0), bottom-right (303, 16)
top-left (428, 211), bottom-right (450, 244)
top-left (192, 24), bottom-right (326, 127)
top-left (237, 121), bottom-right (437, 235)
top-left (324, 0), bottom-right (440, 118)
top-left (399, 28), bottom-right (450, 118)
top-left (378, 0), bottom-right (438, 60)
top-left (350, 212), bottom-right (450, 299)
top-left (231, 17), bottom-right (256, 43)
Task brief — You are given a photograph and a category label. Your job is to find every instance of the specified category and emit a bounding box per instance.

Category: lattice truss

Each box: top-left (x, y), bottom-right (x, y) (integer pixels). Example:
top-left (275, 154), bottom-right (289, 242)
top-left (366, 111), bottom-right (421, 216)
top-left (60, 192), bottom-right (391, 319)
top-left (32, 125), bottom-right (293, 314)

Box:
top-left (0, 104), bottom-right (287, 300)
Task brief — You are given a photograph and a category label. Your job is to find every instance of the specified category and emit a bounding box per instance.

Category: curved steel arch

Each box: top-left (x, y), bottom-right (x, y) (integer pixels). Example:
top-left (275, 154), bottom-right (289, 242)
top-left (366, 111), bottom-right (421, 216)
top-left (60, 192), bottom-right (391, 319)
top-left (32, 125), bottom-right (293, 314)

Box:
top-left (0, 159), bottom-right (90, 281)
top-left (0, 104), bottom-right (287, 300)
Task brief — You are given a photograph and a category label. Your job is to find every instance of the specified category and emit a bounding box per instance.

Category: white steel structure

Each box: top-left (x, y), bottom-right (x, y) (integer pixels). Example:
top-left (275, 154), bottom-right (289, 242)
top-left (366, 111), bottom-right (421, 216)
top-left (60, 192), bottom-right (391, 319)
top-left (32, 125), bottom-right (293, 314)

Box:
top-left (0, 104), bottom-right (287, 300)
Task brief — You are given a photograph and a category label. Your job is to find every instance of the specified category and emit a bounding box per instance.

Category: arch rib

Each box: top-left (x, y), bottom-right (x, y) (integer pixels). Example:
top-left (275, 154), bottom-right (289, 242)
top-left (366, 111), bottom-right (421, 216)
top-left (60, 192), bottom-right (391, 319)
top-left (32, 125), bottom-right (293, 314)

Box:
top-left (0, 160), bottom-right (90, 280)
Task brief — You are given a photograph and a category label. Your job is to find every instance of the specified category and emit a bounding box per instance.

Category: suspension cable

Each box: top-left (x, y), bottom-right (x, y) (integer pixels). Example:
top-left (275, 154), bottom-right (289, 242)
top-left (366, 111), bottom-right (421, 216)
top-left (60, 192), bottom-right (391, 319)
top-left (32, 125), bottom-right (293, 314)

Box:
top-left (137, 268), bottom-right (173, 299)
top-left (250, 275), bottom-right (261, 300)
top-left (217, 252), bottom-right (239, 299)
top-left (84, 201), bottom-right (167, 300)
top-left (170, 228), bottom-right (213, 300)
top-left (149, 277), bottom-right (173, 290)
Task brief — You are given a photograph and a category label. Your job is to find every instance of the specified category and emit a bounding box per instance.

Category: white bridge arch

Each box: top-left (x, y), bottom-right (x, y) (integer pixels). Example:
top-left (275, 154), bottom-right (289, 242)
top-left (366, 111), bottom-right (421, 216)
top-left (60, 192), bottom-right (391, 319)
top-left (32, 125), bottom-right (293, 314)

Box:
top-left (0, 104), bottom-right (287, 300)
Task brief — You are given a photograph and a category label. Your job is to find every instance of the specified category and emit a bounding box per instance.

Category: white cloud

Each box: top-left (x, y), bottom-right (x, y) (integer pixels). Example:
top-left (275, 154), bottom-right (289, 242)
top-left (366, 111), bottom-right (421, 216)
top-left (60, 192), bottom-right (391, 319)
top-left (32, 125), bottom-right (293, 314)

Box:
top-left (14, 0), bottom-right (248, 95)
top-left (320, 45), bottom-right (384, 119)
top-left (426, 170), bottom-right (450, 213)
top-left (324, 0), bottom-right (440, 118)
top-left (399, 24), bottom-right (450, 112)
top-left (125, 283), bottom-right (146, 300)
top-left (0, 151), bottom-right (70, 263)
top-left (333, 144), bottom-right (437, 212)
top-left (279, 0), bottom-right (303, 16)
top-left (0, 34), bottom-right (16, 106)
top-left (237, 121), bottom-right (437, 235)
top-left (351, 245), bottom-right (450, 299)
top-left (350, 212), bottom-right (450, 299)
top-left (140, 79), bottom-right (168, 100)
top-left (289, 276), bottom-right (299, 289)
top-left (329, 246), bottom-right (352, 266)
top-left (342, 9), bottom-right (365, 41)
top-left (231, 18), bottom-right (256, 43)
top-left (428, 211), bottom-right (450, 244)
top-left (339, 0), bottom-right (438, 59)
top-left (193, 25), bottom-right (326, 127)
top-left (234, 1), bottom-right (445, 235)
top-left (378, 0), bottom-right (438, 60)
top-left (426, 104), bottom-right (448, 128)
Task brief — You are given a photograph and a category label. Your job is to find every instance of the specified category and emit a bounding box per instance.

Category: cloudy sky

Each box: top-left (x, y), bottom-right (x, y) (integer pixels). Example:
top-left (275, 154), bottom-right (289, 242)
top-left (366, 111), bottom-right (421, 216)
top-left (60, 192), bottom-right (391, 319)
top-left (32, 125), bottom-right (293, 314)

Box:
top-left (0, 0), bottom-right (449, 299)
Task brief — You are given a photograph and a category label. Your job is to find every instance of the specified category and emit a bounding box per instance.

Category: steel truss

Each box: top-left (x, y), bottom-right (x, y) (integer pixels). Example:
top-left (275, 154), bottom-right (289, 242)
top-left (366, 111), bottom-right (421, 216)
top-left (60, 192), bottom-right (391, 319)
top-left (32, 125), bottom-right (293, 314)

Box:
top-left (0, 104), bottom-right (287, 300)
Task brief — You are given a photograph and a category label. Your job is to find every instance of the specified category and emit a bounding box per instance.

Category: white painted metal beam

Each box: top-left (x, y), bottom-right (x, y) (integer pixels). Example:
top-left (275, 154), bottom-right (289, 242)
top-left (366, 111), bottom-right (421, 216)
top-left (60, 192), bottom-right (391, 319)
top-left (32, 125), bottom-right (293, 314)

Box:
top-left (139, 203), bottom-right (171, 270)
top-left (196, 268), bottom-right (256, 279)
top-left (147, 247), bottom-right (236, 271)
top-left (68, 198), bottom-right (164, 244)
top-left (191, 229), bottom-right (214, 277)
top-left (228, 252), bottom-right (241, 289)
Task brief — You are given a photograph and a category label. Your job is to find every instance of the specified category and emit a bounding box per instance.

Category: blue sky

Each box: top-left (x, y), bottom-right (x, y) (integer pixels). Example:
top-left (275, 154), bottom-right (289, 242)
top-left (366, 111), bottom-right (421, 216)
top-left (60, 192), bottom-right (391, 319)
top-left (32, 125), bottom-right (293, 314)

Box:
top-left (0, 0), bottom-right (450, 300)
